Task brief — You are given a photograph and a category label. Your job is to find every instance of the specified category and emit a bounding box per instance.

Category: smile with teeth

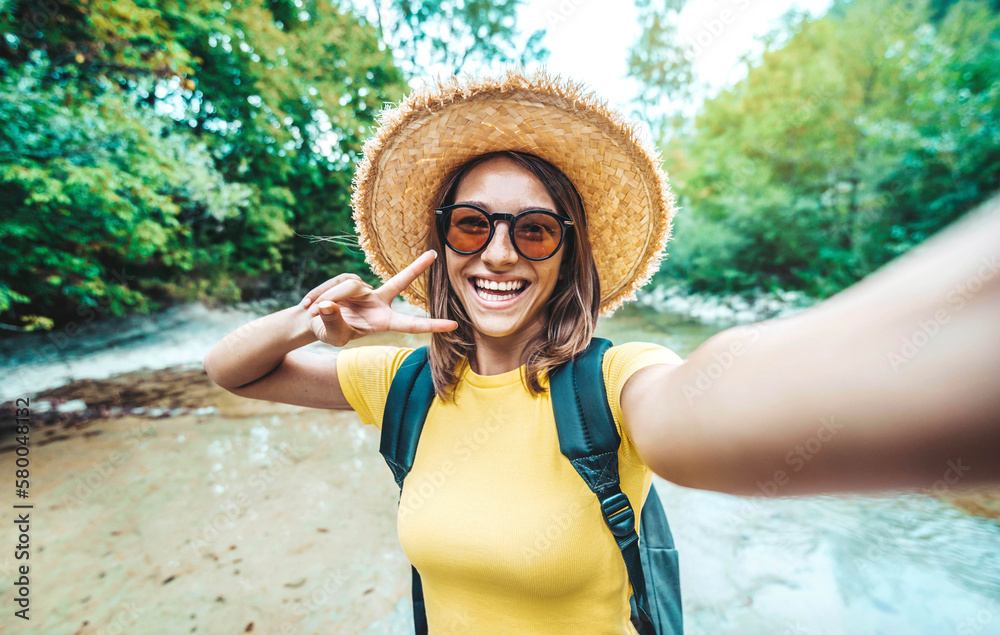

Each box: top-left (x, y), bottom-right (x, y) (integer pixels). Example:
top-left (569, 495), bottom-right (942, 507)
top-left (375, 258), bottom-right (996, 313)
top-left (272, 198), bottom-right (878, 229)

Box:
top-left (472, 277), bottom-right (528, 302)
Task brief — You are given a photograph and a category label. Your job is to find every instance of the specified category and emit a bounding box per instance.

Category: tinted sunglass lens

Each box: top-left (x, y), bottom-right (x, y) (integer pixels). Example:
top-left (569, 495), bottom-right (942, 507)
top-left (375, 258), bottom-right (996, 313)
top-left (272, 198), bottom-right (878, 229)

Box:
top-left (513, 213), bottom-right (563, 259)
top-left (446, 207), bottom-right (490, 253)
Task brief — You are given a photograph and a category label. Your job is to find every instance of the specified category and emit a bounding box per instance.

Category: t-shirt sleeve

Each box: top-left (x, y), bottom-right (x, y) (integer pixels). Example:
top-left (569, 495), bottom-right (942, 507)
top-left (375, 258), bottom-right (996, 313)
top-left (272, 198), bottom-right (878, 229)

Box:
top-left (336, 346), bottom-right (415, 430)
top-left (603, 341), bottom-right (685, 467)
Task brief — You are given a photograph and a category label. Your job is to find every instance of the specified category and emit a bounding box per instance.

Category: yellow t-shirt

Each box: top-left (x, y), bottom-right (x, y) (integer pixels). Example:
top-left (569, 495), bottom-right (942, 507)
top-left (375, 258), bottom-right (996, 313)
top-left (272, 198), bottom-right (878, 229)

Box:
top-left (337, 342), bottom-right (679, 634)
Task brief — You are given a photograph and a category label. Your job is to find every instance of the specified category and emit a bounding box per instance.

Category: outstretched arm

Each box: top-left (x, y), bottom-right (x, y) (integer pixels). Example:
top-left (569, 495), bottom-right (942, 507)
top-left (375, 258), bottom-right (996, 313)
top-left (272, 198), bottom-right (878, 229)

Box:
top-left (622, 194), bottom-right (1000, 496)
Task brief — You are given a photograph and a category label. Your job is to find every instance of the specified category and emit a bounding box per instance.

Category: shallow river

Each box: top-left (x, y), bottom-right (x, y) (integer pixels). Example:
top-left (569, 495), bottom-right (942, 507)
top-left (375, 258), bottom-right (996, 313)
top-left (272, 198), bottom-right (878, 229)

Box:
top-left (0, 300), bottom-right (997, 634)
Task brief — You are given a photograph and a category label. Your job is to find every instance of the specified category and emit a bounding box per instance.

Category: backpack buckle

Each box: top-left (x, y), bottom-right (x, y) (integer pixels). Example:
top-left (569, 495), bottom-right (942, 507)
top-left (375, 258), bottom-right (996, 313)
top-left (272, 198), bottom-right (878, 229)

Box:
top-left (600, 492), bottom-right (636, 538)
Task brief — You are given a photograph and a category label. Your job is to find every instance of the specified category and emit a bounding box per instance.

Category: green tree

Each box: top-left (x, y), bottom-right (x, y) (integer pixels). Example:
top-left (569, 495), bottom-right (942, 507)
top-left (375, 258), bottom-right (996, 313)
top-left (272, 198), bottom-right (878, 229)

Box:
top-left (644, 0), bottom-right (1000, 299)
top-left (0, 53), bottom-right (254, 328)
top-left (0, 0), bottom-right (407, 329)
top-left (365, 0), bottom-right (549, 75)
top-left (1, 0), bottom-right (549, 331)
top-left (627, 0), bottom-right (693, 141)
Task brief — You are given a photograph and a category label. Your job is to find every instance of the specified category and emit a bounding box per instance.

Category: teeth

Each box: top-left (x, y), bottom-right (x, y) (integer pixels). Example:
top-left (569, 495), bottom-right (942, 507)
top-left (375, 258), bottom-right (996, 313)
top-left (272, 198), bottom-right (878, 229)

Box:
top-left (472, 278), bottom-right (527, 302)
top-left (474, 278), bottom-right (525, 292)
top-left (476, 289), bottom-right (517, 301)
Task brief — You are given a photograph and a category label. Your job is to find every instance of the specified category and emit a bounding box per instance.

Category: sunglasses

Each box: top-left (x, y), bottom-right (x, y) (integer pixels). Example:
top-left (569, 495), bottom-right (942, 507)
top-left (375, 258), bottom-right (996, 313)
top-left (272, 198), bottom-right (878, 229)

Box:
top-left (435, 203), bottom-right (574, 261)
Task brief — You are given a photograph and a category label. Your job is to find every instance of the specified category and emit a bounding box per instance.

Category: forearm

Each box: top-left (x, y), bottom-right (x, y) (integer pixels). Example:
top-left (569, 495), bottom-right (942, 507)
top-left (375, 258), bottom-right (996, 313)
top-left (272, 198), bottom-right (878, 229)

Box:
top-left (667, 194), bottom-right (1000, 496)
top-left (202, 305), bottom-right (317, 390)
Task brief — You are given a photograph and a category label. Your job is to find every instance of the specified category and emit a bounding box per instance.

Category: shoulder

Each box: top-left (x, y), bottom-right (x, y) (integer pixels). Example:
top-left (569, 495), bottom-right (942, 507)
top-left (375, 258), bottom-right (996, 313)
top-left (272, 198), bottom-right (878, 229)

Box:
top-left (336, 345), bottom-right (418, 430)
top-left (608, 341), bottom-right (686, 469)
top-left (598, 341), bottom-right (684, 466)
top-left (337, 345), bottom-right (417, 380)
top-left (602, 341), bottom-right (684, 386)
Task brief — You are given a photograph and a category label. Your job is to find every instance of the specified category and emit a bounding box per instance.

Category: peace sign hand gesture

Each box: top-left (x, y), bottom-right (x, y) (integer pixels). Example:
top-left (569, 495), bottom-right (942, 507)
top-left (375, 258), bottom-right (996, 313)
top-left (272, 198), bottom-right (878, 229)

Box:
top-left (299, 250), bottom-right (458, 347)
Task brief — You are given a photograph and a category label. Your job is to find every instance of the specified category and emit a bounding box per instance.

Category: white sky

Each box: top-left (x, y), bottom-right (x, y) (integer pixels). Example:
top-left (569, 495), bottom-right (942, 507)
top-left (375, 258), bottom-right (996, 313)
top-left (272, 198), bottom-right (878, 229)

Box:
top-left (518, 0), bottom-right (834, 115)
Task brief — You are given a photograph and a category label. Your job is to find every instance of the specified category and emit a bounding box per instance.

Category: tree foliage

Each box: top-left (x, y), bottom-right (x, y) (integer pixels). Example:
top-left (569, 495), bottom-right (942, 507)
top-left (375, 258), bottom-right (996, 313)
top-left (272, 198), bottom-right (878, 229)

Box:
top-left (0, 0), bottom-right (548, 330)
top-left (628, 0), bottom-right (692, 138)
top-left (364, 0), bottom-right (549, 75)
top-left (636, 0), bottom-right (1000, 298)
top-left (0, 54), bottom-right (254, 329)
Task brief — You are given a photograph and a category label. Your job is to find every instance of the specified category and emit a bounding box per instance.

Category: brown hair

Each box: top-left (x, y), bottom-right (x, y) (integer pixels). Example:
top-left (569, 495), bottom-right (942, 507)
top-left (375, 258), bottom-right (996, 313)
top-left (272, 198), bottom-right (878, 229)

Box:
top-left (424, 151), bottom-right (601, 399)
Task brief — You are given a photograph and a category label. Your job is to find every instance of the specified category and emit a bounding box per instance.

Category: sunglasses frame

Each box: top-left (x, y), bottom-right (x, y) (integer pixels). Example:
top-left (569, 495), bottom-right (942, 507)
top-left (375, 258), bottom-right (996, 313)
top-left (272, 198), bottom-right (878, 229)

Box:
top-left (434, 203), bottom-right (574, 262)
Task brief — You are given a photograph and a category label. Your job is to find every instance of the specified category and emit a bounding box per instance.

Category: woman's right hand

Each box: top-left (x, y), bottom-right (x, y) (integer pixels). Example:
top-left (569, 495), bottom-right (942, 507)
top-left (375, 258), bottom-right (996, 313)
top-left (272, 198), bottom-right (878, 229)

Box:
top-left (299, 250), bottom-right (458, 346)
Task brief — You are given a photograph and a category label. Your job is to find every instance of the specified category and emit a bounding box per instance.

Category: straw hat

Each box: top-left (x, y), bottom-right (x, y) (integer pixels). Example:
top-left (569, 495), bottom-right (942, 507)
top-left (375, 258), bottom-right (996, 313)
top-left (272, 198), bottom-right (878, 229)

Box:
top-left (351, 68), bottom-right (676, 315)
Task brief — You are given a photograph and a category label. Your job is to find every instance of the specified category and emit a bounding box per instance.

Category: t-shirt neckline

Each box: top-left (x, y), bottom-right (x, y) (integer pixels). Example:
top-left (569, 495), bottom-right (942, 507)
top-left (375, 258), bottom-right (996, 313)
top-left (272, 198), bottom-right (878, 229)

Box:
top-left (459, 359), bottom-right (527, 389)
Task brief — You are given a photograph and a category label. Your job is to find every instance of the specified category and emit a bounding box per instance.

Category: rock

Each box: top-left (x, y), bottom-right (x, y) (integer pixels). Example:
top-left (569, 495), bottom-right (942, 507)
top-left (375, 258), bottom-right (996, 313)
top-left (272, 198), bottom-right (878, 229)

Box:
top-left (635, 284), bottom-right (816, 325)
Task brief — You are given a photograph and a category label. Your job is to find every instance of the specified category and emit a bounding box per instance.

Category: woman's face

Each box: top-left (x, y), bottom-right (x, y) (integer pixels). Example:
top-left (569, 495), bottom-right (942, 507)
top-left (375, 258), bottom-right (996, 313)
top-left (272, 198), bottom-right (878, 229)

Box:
top-left (445, 156), bottom-right (564, 344)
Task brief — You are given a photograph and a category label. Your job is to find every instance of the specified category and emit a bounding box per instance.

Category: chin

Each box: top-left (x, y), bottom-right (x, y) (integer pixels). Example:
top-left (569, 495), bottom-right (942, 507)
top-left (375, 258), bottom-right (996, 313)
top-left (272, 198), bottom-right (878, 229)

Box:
top-left (471, 322), bottom-right (523, 340)
top-left (465, 308), bottom-right (545, 342)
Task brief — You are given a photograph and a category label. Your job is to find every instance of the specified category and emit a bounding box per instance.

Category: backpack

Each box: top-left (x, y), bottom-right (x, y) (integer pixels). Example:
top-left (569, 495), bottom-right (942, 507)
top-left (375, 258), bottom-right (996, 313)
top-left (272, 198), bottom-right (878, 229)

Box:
top-left (379, 337), bottom-right (683, 635)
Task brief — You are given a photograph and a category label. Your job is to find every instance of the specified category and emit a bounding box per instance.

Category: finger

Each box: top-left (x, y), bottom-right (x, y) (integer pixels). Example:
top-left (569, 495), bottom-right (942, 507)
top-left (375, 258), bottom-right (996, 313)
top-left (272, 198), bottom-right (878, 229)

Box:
top-left (308, 280), bottom-right (373, 315)
top-left (303, 274), bottom-right (356, 303)
top-left (316, 300), bottom-right (341, 319)
top-left (386, 312), bottom-right (458, 334)
top-left (300, 274), bottom-right (365, 307)
top-left (302, 273), bottom-right (365, 307)
top-left (375, 250), bottom-right (438, 301)
top-left (314, 301), bottom-right (350, 342)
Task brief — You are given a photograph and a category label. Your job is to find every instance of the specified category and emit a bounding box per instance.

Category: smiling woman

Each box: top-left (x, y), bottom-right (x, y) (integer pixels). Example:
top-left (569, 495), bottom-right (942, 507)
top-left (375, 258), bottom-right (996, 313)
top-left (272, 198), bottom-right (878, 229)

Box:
top-left (426, 150), bottom-right (600, 394)
top-left (202, 69), bottom-right (1000, 635)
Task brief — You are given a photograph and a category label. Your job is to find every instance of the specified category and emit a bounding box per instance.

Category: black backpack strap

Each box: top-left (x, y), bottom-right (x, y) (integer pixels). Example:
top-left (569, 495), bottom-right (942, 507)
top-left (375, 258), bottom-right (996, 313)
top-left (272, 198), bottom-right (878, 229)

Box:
top-left (548, 337), bottom-right (657, 635)
top-left (381, 346), bottom-right (434, 635)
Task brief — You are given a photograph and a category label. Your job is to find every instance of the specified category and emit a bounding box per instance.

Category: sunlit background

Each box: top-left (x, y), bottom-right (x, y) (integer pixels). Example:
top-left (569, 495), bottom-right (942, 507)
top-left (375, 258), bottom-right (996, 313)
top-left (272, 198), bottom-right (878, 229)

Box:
top-left (1, 0), bottom-right (998, 633)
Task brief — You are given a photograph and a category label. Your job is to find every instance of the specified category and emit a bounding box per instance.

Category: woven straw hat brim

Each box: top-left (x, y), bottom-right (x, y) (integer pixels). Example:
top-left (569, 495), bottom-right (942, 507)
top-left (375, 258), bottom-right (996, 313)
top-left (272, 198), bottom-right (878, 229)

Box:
top-left (351, 69), bottom-right (676, 315)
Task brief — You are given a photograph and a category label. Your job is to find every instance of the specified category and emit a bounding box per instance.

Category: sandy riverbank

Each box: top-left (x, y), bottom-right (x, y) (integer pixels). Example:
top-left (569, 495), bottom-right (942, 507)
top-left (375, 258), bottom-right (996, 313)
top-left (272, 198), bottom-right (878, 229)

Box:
top-left (0, 366), bottom-right (413, 634)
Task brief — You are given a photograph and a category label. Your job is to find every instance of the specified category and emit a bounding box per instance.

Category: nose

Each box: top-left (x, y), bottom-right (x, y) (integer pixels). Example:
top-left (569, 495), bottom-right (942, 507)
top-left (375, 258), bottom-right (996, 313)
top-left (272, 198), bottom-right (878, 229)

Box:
top-left (480, 221), bottom-right (518, 268)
